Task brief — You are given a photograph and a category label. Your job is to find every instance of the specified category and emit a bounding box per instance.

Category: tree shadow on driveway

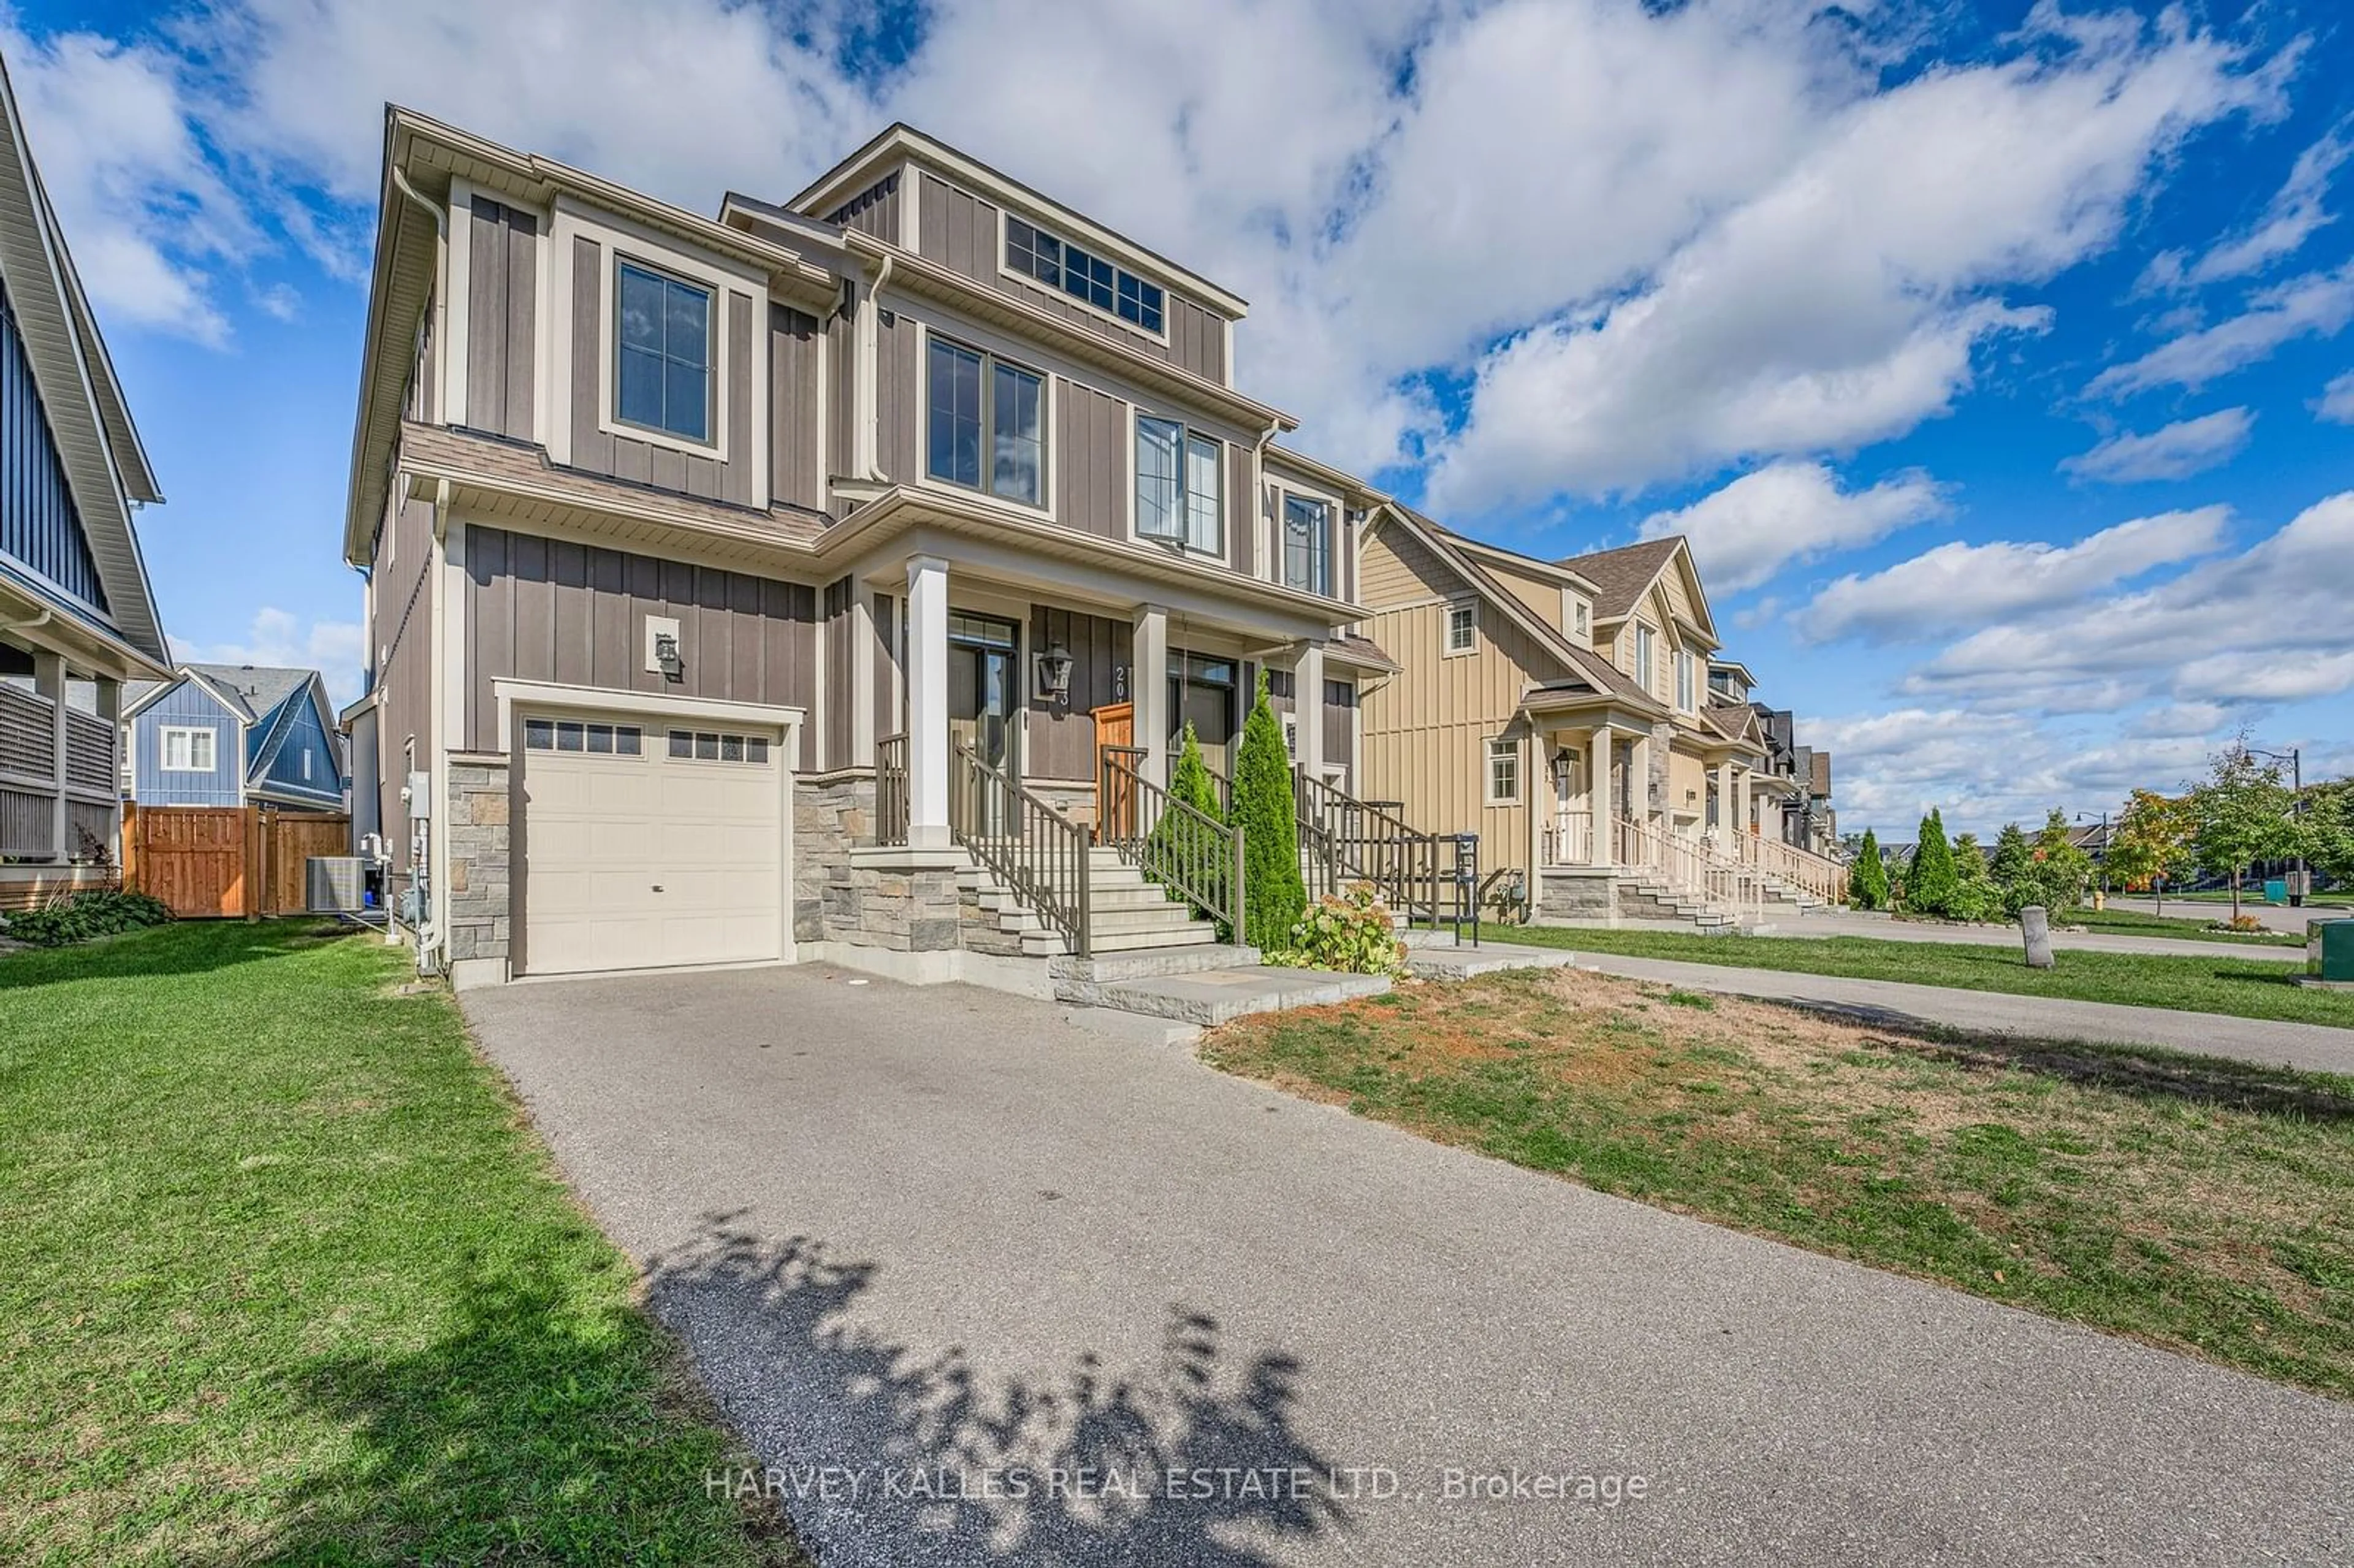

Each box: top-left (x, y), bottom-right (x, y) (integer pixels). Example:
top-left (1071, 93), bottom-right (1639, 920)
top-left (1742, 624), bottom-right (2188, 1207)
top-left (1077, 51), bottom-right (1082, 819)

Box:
top-left (644, 1212), bottom-right (1355, 1567)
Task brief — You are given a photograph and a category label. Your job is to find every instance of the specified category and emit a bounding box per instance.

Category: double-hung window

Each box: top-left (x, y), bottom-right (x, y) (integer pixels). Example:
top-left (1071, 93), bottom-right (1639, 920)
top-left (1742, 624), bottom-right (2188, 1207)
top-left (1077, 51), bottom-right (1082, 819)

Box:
top-left (926, 338), bottom-right (1045, 507)
top-left (1634, 624), bottom-right (1656, 692)
top-left (1282, 493), bottom-right (1333, 596)
top-left (1675, 650), bottom-right (1695, 711)
top-left (615, 261), bottom-right (712, 443)
top-left (1135, 417), bottom-right (1222, 553)
top-left (1486, 738), bottom-right (1521, 805)
top-left (161, 726), bottom-right (215, 772)
top-left (1444, 601), bottom-right (1477, 655)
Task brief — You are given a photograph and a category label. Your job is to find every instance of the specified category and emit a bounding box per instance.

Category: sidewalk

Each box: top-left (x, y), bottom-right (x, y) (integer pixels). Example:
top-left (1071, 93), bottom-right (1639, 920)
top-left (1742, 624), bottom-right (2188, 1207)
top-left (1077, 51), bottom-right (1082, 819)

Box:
top-left (1449, 945), bottom-right (2354, 1077)
top-left (1780, 909), bottom-right (2309, 963)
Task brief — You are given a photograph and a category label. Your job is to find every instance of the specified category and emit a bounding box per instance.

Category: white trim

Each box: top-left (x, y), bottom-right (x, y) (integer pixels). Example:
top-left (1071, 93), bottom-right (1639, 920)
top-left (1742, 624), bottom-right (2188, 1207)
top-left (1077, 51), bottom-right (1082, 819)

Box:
top-left (912, 321), bottom-right (1053, 516)
top-left (1124, 402), bottom-right (1233, 568)
top-left (992, 200), bottom-right (1176, 349)
top-left (1442, 598), bottom-right (1478, 658)
top-left (547, 219), bottom-right (574, 465)
top-left (1270, 481), bottom-right (1340, 598)
top-left (490, 679), bottom-right (807, 753)
top-left (1485, 735), bottom-right (1522, 807)
top-left (158, 724), bottom-right (215, 773)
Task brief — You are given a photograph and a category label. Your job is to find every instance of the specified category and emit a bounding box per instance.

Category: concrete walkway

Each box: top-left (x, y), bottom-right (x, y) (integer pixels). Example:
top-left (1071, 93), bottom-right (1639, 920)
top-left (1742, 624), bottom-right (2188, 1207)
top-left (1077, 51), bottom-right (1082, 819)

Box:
top-left (1533, 949), bottom-right (2354, 1076)
top-left (461, 964), bottom-right (2354, 1566)
top-left (2106, 896), bottom-right (2344, 937)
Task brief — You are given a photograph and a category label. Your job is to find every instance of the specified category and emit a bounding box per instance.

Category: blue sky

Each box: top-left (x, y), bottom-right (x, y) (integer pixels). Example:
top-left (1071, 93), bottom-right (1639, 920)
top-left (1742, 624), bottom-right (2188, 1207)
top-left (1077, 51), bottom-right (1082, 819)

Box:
top-left (7, 0), bottom-right (2352, 835)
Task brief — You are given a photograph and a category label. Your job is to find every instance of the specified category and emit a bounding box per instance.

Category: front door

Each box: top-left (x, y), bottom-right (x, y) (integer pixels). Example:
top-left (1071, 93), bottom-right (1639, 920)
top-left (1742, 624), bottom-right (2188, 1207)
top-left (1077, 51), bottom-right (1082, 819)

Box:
top-left (1168, 652), bottom-right (1240, 770)
top-left (948, 613), bottom-right (1021, 834)
top-left (1552, 747), bottom-right (1585, 861)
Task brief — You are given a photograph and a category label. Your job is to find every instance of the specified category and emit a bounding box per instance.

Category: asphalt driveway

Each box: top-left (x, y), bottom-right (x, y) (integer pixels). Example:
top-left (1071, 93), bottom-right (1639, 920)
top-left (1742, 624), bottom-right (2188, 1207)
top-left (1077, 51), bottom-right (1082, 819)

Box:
top-left (462, 965), bottom-right (2354, 1566)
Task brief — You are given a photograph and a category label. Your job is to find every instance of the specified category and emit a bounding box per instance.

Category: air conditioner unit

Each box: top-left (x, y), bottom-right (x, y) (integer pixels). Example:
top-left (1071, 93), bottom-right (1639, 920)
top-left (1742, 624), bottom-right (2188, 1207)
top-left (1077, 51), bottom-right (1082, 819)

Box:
top-left (306, 856), bottom-right (370, 914)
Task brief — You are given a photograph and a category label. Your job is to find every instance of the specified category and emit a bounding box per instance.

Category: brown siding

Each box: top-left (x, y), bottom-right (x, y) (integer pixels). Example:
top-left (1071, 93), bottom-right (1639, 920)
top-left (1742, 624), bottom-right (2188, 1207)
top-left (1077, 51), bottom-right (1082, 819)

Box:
top-left (371, 492), bottom-right (437, 885)
top-left (465, 196), bottom-right (536, 440)
top-left (872, 592), bottom-right (897, 743)
top-left (1026, 605), bottom-right (1126, 780)
top-left (826, 170), bottom-right (900, 243)
top-left (1054, 378), bottom-right (1126, 539)
top-left (1229, 444), bottom-right (1253, 577)
top-left (462, 524), bottom-right (817, 764)
top-left (828, 308), bottom-right (857, 481)
top-left (1322, 679), bottom-right (1355, 783)
top-left (915, 171), bottom-right (1228, 381)
top-left (875, 310), bottom-right (921, 481)
top-left (769, 304), bottom-right (825, 511)
top-left (821, 576), bottom-right (854, 768)
top-left (567, 235), bottom-right (760, 506)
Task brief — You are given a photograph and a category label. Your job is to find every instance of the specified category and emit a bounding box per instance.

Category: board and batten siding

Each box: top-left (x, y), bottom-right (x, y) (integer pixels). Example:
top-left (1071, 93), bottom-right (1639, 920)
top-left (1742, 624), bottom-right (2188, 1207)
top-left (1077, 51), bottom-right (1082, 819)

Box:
top-left (820, 576), bottom-right (855, 769)
top-left (0, 274), bottom-right (107, 615)
top-left (874, 310), bottom-right (922, 483)
top-left (465, 196), bottom-right (537, 441)
top-left (254, 692), bottom-right (344, 806)
top-left (769, 304), bottom-right (826, 512)
top-left (1026, 605), bottom-right (1126, 782)
top-left (567, 235), bottom-right (761, 506)
top-left (827, 170), bottom-right (901, 244)
top-left (1357, 525), bottom-right (1543, 870)
top-left (1321, 679), bottom-right (1356, 787)
top-left (914, 171), bottom-right (1227, 384)
top-left (132, 680), bottom-right (242, 807)
top-left (1054, 378), bottom-right (1125, 541)
top-left (371, 490), bottom-right (438, 884)
top-left (461, 524), bottom-right (818, 763)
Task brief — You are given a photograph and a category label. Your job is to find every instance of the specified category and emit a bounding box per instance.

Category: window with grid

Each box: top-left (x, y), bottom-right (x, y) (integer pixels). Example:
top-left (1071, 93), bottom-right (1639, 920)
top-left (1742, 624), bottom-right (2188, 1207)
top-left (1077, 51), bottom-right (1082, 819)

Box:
top-left (1444, 601), bottom-right (1477, 654)
top-left (1136, 417), bottom-right (1222, 552)
top-left (1282, 493), bottom-right (1332, 596)
top-left (1005, 215), bottom-right (1166, 333)
top-left (1486, 738), bottom-right (1520, 804)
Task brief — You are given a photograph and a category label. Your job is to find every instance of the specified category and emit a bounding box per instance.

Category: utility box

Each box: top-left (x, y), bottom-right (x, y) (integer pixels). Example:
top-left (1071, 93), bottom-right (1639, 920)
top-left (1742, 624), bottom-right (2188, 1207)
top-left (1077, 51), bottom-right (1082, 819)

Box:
top-left (2309, 918), bottom-right (2354, 986)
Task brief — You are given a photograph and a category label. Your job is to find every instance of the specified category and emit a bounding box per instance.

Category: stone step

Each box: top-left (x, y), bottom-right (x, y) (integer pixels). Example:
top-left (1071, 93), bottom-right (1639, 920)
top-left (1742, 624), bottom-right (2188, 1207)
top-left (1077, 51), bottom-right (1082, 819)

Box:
top-left (1052, 943), bottom-right (1263, 986)
top-left (1083, 924), bottom-right (1224, 954)
top-left (1081, 965), bottom-right (1391, 1026)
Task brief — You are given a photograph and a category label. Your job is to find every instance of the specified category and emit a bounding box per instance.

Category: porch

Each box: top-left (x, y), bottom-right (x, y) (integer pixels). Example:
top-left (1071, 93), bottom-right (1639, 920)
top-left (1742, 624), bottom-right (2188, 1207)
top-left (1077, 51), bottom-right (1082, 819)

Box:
top-left (1, 645), bottom-right (123, 901)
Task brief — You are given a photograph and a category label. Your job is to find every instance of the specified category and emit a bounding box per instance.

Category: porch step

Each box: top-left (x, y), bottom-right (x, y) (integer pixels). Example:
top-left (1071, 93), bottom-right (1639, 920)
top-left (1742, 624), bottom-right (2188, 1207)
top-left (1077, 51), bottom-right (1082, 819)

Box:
top-left (1052, 944), bottom-right (1264, 985)
top-left (1079, 965), bottom-right (1392, 1027)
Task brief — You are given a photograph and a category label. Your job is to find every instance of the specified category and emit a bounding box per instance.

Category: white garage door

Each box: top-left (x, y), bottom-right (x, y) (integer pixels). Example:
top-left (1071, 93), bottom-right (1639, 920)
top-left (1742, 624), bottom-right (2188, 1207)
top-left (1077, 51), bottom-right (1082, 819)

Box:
top-left (519, 715), bottom-right (784, 976)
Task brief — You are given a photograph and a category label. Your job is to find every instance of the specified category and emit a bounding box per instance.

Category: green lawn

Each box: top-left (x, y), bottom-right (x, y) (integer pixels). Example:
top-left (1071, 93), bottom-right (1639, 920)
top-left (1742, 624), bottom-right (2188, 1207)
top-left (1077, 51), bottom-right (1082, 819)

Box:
top-left (1485, 924), bottom-right (2354, 1027)
top-left (0, 921), bottom-right (804, 1566)
top-left (1203, 969), bottom-right (2354, 1398)
top-left (2060, 905), bottom-right (2307, 948)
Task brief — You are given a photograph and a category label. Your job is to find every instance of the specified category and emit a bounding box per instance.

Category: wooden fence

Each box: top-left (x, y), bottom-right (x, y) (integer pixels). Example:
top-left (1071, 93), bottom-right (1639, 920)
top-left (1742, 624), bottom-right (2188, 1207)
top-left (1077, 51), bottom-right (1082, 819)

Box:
top-left (123, 804), bottom-right (351, 918)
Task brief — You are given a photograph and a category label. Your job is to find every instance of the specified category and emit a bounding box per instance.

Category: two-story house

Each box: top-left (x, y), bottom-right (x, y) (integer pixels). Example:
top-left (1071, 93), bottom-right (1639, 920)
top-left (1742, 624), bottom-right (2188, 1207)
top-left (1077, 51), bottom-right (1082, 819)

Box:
top-left (121, 664), bottom-right (346, 812)
top-left (0, 48), bottom-right (169, 908)
top-left (1708, 660), bottom-right (1838, 857)
top-left (1352, 511), bottom-right (1845, 924)
top-left (342, 112), bottom-right (1389, 987)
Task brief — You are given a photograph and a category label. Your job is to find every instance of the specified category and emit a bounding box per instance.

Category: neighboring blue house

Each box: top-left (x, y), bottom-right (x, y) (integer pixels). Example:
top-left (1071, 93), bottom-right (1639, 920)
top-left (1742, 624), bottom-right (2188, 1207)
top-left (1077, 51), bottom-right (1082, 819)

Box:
top-left (122, 665), bottom-right (346, 812)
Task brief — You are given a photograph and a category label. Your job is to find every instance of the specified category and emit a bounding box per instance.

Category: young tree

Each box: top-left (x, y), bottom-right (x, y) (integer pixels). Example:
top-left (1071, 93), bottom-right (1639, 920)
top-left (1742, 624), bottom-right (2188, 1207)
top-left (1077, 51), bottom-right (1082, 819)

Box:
top-left (1233, 671), bottom-right (1305, 950)
top-left (1848, 828), bottom-right (1889, 910)
top-left (2188, 742), bottom-right (2299, 921)
top-left (1147, 723), bottom-right (1228, 915)
top-left (1989, 823), bottom-right (2036, 916)
top-left (2298, 778), bottom-right (2354, 891)
top-left (1951, 831), bottom-right (1996, 922)
top-left (2031, 808), bottom-right (2094, 913)
top-left (1908, 808), bottom-right (1959, 918)
top-left (2105, 789), bottom-right (2195, 914)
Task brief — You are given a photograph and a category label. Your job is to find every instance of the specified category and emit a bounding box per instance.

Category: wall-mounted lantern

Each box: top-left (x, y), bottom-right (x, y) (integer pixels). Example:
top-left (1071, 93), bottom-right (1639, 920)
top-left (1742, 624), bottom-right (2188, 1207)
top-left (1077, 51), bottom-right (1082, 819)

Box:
top-left (652, 631), bottom-right (684, 680)
top-left (1035, 641), bottom-right (1074, 707)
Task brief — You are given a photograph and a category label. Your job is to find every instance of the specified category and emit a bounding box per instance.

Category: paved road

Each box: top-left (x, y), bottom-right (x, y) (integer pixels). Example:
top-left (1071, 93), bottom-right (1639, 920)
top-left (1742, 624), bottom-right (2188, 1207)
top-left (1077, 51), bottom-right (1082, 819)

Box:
top-left (1545, 950), bottom-right (2354, 1076)
top-left (463, 965), bottom-right (2354, 1566)
top-left (1780, 909), bottom-right (2310, 962)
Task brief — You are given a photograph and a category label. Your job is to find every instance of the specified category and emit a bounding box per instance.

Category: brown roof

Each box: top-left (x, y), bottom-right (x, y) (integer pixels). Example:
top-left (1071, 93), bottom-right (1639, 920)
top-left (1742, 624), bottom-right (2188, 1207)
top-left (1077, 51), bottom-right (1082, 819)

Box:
top-left (398, 423), bottom-right (830, 549)
top-left (1324, 631), bottom-right (1398, 671)
top-left (1555, 536), bottom-right (1685, 621)
top-left (1696, 702), bottom-right (1751, 745)
top-left (1810, 751), bottom-right (1832, 797)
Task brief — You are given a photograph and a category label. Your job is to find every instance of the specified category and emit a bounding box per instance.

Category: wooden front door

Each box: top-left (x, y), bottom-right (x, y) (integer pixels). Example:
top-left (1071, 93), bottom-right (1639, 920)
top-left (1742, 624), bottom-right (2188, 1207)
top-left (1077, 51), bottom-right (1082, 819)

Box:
top-left (1091, 702), bottom-right (1135, 839)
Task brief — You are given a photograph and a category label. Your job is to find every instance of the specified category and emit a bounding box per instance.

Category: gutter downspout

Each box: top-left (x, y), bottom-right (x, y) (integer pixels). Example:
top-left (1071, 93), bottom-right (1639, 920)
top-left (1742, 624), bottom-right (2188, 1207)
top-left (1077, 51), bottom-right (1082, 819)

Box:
top-left (858, 252), bottom-right (896, 482)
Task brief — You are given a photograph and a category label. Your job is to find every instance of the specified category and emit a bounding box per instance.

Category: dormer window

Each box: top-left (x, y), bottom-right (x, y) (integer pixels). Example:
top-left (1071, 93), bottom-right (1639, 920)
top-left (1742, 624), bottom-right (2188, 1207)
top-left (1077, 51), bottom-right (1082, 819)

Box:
top-left (1005, 215), bottom-right (1165, 334)
top-left (615, 261), bottom-right (712, 443)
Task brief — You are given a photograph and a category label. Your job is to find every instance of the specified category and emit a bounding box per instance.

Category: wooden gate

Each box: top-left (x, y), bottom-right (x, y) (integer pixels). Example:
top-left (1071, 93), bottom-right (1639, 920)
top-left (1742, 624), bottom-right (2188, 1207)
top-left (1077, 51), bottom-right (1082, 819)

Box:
top-left (125, 804), bottom-right (352, 918)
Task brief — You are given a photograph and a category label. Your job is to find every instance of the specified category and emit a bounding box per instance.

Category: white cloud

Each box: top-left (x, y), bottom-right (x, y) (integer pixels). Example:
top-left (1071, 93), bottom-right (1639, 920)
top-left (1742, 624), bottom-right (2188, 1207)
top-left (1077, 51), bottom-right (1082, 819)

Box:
top-left (0, 20), bottom-right (257, 344)
top-left (1637, 460), bottom-right (1946, 595)
top-left (1905, 491), bottom-right (2354, 710)
top-left (2129, 700), bottom-right (2230, 739)
top-left (1422, 9), bottom-right (2278, 508)
top-left (1804, 508), bottom-right (2228, 645)
top-left (2088, 261), bottom-right (2354, 397)
top-left (2058, 407), bottom-right (2252, 482)
top-left (2316, 371), bottom-right (2354, 424)
top-left (2140, 124), bottom-right (2350, 292)
top-left (176, 608), bottom-right (365, 706)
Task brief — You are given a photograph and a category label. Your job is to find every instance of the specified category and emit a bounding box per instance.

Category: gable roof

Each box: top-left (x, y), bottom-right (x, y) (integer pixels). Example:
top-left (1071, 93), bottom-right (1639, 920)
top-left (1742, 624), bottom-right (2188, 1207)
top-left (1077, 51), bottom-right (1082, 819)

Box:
top-left (1381, 506), bottom-right (1662, 713)
top-left (0, 47), bottom-right (166, 666)
top-left (184, 664), bottom-right (313, 726)
top-left (1554, 538), bottom-right (1685, 622)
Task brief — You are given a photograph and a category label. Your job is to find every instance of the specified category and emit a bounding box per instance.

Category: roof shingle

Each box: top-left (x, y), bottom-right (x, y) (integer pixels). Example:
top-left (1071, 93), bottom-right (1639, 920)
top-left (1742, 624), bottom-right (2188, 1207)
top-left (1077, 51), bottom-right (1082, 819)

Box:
top-left (1554, 537), bottom-right (1685, 621)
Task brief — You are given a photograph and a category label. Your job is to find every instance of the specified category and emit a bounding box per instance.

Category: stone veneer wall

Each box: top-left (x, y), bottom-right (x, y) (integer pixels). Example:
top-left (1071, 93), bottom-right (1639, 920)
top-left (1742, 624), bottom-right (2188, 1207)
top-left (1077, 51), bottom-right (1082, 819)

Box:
top-left (794, 773), bottom-right (964, 953)
top-left (445, 756), bottom-right (511, 965)
top-left (794, 774), bottom-right (870, 943)
top-left (1535, 867), bottom-right (1617, 923)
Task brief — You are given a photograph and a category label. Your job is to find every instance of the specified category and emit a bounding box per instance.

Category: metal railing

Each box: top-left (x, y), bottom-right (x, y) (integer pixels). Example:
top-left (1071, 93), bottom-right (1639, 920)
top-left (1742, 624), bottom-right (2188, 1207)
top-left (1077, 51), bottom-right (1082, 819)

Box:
top-left (875, 733), bottom-right (908, 847)
top-left (1295, 766), bottom-right (1478, 939)
top-left (951, 741), bottom-right (1092, 957)
top-left (1100, 745), bottom-right (1244, 938)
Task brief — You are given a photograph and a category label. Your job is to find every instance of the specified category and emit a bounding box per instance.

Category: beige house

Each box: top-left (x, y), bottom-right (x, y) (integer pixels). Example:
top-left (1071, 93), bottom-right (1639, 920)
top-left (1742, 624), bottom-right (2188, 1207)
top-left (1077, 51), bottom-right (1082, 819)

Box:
top-left (1355, 510), bottom-right (1842, 923)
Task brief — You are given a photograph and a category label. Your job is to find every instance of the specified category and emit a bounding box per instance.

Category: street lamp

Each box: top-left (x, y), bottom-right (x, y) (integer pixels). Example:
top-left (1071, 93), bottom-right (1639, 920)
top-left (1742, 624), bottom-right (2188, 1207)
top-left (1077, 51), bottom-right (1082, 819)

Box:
top-left (2244, 745), bottom-right (2305, 908)
top-left (2074, 809), bottom-right (2110, 896)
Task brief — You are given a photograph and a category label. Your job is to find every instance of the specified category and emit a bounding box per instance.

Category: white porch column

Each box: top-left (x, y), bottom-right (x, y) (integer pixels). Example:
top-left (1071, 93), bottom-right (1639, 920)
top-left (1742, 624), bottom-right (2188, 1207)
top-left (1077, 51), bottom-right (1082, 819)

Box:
top-left (1297, 641), bottom-right (1326, 777)
top-left (1735, 767), bottom-right (1751, 840)
top-left (1587, 723), bottom-right (1613, 867)
top-left (33, 650), bottom-right (66, 861)
top-left (1629, 730), bottom-right (1653, 834)
top-left (1132, 604), bottom-right (1169, 783)
top-left (1715, 760), bottom-right (1734, 839)
top-left (904, 555), bottom-right (950, 849)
